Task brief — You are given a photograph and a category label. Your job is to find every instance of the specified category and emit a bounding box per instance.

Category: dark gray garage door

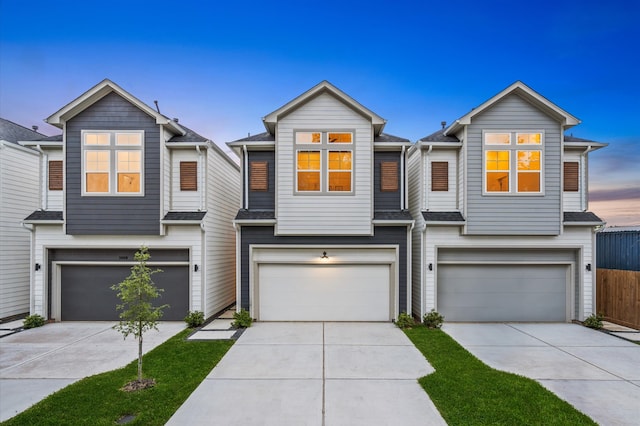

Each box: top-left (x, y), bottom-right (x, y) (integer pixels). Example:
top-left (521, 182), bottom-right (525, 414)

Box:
top-left (60, 265), bottom-right (188, 321)
top-left (438, 264), bottom-right (570, 322)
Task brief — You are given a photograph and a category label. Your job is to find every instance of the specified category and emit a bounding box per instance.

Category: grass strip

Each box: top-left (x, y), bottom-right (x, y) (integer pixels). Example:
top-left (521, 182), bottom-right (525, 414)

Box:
top-left (2, 329), bottom-right (233, 426)
top-left (405, 327), bottom-right (596, 426)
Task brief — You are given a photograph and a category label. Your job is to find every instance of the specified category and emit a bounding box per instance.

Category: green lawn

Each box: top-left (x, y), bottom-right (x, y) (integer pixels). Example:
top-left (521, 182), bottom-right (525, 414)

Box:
top-left (2, 329), bottom-right (233, 426)
top-left (405, 327), bottom-right (596, 426)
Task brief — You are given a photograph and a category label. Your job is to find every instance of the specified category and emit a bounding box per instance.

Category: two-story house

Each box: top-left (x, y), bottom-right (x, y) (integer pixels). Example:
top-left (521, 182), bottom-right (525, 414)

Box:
top-left (0, 118), bottom-right (47, 320)
top-left (21, 80), bottom-right (240, 321)
top-left (408, 81), bottom-right (606, 322)
top-left (228, 81), bottom-right (413, 321)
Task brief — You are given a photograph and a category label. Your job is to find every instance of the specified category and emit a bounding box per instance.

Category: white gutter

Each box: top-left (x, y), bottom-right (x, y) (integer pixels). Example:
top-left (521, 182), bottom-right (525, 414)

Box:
top-left (242, 145), bottom-right (249, 210)
top-left (35, 145), bottom-right (48, 210)
top-left (196, 145), bottom-right (204, 211)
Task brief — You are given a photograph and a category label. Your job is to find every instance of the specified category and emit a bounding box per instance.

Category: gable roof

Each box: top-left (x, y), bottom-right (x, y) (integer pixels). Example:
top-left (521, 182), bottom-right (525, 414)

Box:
top-left (45, 79), bottom-right (185, 136)
top-left (261, 81), bottom-right (387, 136)
top-left (0, 117), bottom-right (47, 143)
top-left (444, 81), bottom-right (580, 136)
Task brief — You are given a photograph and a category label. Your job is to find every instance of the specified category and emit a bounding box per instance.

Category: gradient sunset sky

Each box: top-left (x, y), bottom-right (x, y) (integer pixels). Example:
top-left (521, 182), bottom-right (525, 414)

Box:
top-left (1, 0), bottom-right (638, 227)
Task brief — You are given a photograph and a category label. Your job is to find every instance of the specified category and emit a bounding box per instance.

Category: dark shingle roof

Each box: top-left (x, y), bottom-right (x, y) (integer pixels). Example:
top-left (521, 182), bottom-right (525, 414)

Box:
top-left (24, 211), bottom-right (63, 221)
top-left (162, 211), bottom-right (207, 221)
top-left (375, 133), bottom-right (410, 143)
top-left (234, 209), bottom-right (276, 220)
top-left (564, 211), bottom-right (604, 223)
top-left (374, 211), bottom-right (413, 221)
top-left (422, 211), bottom-right (465, 222)
top-left (564, 135), bottom-right (597, 143)
top-left (0, 118), bottom-right (48, 143)
top-left (419, 128), bottom-right (460, 143)
top-left (167, 124), bottom-right (209, 143)
top-left (232, 132), bottom-right (276, 143)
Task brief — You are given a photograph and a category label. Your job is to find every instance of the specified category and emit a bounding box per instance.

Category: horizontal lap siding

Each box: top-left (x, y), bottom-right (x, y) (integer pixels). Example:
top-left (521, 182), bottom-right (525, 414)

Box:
top-left (46, 150), bottom-right (64, 210)
top-left (205, 149), bottom-right (241, 317)
top-left (247, 151), bottom-right (275, 210)
top-left (240, 226), bottom-right (408, 313)
top-left (171, 150), bottom-right (201, 211)
top-left (276, 93), bottom-right (372, 235)
top-left (0, 143), bottom-right (39, 318)
top-left (427, 150), bottom-right (457, 211)
top-left (65, 92), bottom-right (160, 235)
top-left (563, 151), bottom-right (582, 211)
top-left (407, 149), bottom-right (424, 317)
top-left (374, 151), bottom-right (401, 211)
top-left (466, 94), bottom-right (562, 235)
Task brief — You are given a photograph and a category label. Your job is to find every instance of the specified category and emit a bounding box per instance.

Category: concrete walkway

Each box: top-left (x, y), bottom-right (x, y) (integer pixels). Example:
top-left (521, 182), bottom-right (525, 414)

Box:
top-left (443, 323), bottom-right (640, 426)
top-left (0, 321), bottom-right (185, 422)
top-left (167, 322), bottom-right (445, 426)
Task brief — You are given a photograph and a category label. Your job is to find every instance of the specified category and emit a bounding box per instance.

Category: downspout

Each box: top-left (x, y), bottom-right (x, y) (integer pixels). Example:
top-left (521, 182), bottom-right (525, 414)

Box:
top-left (195, 145), bottom-right (204, 211)
top-left (242, 145), bottom-right (249, 210)
top-left (35, 145), bottom-right (47, 210)
top-left (400, 145), bottom-right (406, 210)
top-left (580, 145), bottom-right (594, 211)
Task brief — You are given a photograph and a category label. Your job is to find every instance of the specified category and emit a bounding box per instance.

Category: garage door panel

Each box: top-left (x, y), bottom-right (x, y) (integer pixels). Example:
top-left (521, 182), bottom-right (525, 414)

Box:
top-left (60, 265), bottom-right (188, 321)
top-left (438, 264), bottom-right (568, 322)
top-left (259, 264), bottom-right (390, 321)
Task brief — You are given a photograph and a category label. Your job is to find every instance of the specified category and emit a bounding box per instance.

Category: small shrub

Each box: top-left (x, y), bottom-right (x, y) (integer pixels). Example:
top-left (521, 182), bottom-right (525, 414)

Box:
top-left (184, 311), bottom-right (205, 328)
top-left (231, 309), bottom-right (253, 328)
top-left (423, 309), bottom-right (444, 329)
top-left (23, 314), bottom-right (46, 329)
top-left (584, 312), bottom-right (604, 329)
top-left (395, 312), bottom-right (415, 329)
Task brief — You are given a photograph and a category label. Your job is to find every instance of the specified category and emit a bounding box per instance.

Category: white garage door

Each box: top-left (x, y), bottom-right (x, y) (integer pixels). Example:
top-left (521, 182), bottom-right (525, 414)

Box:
top-left (258, 264), bottom-right (391, 321)
top-left (438, 264), bottom-right (569, 322)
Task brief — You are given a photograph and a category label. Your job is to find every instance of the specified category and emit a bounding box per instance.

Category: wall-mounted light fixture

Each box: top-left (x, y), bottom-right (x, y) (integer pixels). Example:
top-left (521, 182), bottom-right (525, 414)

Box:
top-left (585, 263), bottom-right (591, 271)
top-left (428, 263), bottom-right (433, 271)
top-left (34, 263), bottom-right (41, 271)
top-left (194, 264), bottom-right (199, 272)
top-left (321, 251), bottom-right (329, 260)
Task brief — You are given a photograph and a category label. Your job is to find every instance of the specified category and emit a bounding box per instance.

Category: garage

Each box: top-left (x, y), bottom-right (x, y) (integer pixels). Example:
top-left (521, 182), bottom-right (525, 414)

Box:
top-left (436, 249), bottom-right (575, 322)
top-left (58, 265), bottom-right (189, 321)
top-left (257, 263), bottom-right (391, 321)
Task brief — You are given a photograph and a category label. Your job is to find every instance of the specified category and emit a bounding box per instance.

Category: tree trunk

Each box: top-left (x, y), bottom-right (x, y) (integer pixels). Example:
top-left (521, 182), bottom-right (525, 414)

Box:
top-left (138, 321), bottom-right (143, 382)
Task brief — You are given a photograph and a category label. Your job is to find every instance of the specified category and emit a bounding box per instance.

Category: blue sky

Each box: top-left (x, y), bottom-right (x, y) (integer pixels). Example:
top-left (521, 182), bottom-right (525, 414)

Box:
top-left (1, 0), bottom-right (638, 226)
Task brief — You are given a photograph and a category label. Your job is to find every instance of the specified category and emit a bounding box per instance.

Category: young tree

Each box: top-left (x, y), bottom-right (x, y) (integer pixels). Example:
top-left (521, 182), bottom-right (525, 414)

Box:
top-left (111, 246), bottom-right (168, 387)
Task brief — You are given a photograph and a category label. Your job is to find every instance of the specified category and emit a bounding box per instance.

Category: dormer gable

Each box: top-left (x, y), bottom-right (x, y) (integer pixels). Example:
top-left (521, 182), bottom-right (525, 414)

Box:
top-left (262, 80), bottom-right (387, 136)
top-left (45, 79), bottom-right (185, 137)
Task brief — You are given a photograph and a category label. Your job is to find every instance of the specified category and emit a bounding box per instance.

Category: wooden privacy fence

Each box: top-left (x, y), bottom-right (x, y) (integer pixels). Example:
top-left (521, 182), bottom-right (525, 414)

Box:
top-left (596, 269), bottom-right (640, 329)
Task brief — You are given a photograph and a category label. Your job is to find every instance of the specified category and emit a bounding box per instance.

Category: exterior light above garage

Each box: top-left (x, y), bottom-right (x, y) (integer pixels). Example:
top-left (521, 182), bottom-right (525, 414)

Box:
top-left (321, 251), bottom-right (329, 260)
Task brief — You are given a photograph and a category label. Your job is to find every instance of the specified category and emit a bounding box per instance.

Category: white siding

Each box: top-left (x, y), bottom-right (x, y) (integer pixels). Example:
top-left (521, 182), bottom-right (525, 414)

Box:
top-left (162, 144), bottom-right (171, 216)
top-left (204, 147), bottom-right (240, 317)
top-left (276, 93), bottom-right (373, 235)
top-left (407, 148), bottom-right (424, 317)
top-left (46, 150), bottom-right (64, 211)
top-left (170, 149), bottom-right (202, 211)
top-left (31, 225), bottom-right (204, 319)
top-left (0, 142), bottom-right (43, 318)
top-left (563, 151), bottom-right (582, 212)
top-left (422, 226), bottom-right (595, 320)
top-left (426, 150), bottom-right (457, 211)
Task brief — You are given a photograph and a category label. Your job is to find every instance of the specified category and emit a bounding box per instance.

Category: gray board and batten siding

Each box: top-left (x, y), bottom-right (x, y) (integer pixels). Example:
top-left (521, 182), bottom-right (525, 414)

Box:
top-left (465, 93), bottom-right (562, 235)
top-left (374, 151), bottom-right (402, 211)
top-left (247, 151), bottom-right (275, 210)
top-left (597, 230), bottom-right (640, 271)
top-left (65, 92), bottom-right (161, 235)
top-left (239, 226), bottom-right (409, 313)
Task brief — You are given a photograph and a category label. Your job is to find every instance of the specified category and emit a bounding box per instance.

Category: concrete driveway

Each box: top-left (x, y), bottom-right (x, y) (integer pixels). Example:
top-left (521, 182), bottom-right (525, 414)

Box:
top-left (167, 322), bottom-right (445, 426)
top-left (443, 323), bottom-right (640, 426)
top-left (0, 321), bottom-right (185, 422)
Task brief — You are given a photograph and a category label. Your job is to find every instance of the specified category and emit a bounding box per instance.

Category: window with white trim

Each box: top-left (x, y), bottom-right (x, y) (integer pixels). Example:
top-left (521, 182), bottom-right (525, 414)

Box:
top-left (82, 130), bottom-right (143, 195)
top-left (295, 131), bottom-right (353, 193)
top-left (484, 131), bottom-right (542, 194)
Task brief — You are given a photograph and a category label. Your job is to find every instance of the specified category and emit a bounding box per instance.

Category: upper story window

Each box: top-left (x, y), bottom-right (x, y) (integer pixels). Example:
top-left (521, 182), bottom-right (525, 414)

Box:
top-left (484, 131), bottom-right (543, 194)
top-left (295, 131), bottom-right (353, 193)
top-left (48, 160), bottom-right (63, 190)
top-left (82, 130), bottom-right (143, 196)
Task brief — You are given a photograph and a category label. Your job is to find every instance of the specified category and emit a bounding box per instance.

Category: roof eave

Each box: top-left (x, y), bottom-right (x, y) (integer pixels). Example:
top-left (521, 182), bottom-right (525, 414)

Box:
top-left (19, 141), bottom-right (63, 148)
top-left (564, 221), bottom-right (606, 226)
top-left (23, 219), bottom-right (64, 225)
top-left (160, 220), bottom-right (204, 225)
top-left (233, 219), bottom-right (278, 226)
top-left (424, 221), bottom-right (466, 226)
